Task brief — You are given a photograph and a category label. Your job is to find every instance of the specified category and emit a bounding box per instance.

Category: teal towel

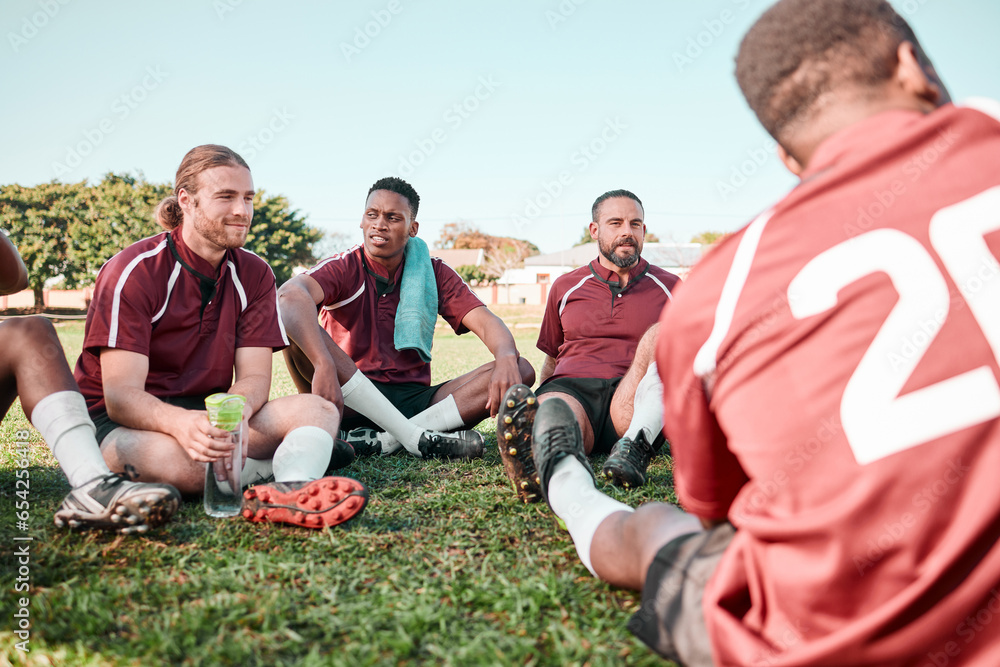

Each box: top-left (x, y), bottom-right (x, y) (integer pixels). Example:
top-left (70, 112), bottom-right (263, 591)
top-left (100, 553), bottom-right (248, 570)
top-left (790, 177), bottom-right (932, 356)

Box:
top-left (395, 236), bottom-right (437, 363)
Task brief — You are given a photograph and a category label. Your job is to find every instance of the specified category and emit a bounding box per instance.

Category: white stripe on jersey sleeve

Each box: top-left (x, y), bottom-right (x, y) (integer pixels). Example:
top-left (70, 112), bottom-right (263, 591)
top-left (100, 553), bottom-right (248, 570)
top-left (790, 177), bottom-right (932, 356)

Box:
top-left (306, 245), bottom-right (362, 275)
top-left (305, 246), bottom-right (370, 311)
top-left (324, 283), bottom-right (366, 311)
top-left (273, 290), bottom-right (289, 346)
top-left (558, 275), bottom-right (592, 318)
top-left (228, 260), bottom-right (248, 312)
top-left (646, 273), bottom-right (674, 300)
top-left (693, 210), bottom-right (774, 380)
top-left (151, 262), bottom-right (182, 324)
top-left (109, 240), bottom-right (168, 348)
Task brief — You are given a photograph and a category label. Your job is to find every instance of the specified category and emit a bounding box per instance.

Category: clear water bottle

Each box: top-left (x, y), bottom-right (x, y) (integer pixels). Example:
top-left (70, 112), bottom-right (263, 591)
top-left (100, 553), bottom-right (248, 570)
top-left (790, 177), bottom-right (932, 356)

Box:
top-left (203, 393), bottom-right (247, 518)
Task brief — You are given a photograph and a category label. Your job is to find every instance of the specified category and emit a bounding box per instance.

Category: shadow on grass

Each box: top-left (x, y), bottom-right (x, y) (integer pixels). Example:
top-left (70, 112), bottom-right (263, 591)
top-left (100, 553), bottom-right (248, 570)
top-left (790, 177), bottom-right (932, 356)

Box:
top-left (0, 323), bottom-right (679, 665)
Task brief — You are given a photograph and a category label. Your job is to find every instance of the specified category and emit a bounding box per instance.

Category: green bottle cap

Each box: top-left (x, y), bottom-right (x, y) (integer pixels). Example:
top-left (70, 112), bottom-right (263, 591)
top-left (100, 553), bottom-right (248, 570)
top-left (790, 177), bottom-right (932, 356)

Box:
top-left (204, 393), bottom-right (246, 431)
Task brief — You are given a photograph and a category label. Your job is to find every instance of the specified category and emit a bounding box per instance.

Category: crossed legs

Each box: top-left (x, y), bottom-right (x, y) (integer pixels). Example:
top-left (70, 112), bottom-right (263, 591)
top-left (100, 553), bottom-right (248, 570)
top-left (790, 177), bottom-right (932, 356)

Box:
top-left (101, 394), bottom-right (341, 494)
top-left (285, 332), bottom-right (534, 457)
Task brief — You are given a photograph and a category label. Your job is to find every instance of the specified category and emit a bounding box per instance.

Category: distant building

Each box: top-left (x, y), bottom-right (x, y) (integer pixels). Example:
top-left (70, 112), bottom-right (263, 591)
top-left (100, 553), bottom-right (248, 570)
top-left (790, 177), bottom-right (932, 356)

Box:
top-left (1, 287), bottom-right (93, 312)
top-left (429, 248), bottom-right (485, 269)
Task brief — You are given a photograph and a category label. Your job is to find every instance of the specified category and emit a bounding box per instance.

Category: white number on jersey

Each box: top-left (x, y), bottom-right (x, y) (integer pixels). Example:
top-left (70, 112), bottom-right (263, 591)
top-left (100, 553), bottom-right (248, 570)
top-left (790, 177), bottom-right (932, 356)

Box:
top-left (787, 187), bottom-right (1000, 465)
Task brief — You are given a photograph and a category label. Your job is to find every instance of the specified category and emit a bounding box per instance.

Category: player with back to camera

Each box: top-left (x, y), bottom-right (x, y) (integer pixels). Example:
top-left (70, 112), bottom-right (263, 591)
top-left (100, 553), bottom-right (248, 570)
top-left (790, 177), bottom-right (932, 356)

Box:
top-left (498, 0), bottom-right (1000, 664)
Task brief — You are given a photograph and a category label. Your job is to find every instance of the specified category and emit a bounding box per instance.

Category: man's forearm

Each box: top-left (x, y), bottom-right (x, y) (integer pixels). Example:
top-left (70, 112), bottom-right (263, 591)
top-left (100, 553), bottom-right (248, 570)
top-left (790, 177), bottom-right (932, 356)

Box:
top-left (105, 386), bottom-right (194, 436)
top-left (477, 309), bottom-right (520, 364)
top-left (228, 372), bottom-right (271, 416)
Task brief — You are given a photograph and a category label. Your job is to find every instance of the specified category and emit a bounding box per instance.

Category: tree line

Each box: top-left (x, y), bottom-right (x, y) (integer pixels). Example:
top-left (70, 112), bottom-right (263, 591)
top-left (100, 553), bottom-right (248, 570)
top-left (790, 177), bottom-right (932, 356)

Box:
top-left (0, 173), bottom-right (321, 309)
top-left (2, 174), bottom-right (729, 311)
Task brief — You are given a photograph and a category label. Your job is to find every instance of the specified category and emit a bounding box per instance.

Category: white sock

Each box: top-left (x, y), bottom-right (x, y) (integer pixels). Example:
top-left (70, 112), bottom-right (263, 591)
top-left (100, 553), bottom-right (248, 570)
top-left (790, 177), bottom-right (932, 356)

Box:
top-left (30, 391), bottom-right (111, 487)
top-left (271, 426), bottom-right (333, 483)
top-left (342, 370), bottom-right (422, 449)
top-left (380, 437), bottom-right (404, 456)
top-left (379, 395), bottom-right (465, 456)
top-left (622, 362), bottom-right (664, 442)
top-left (240, 458), bottom-right (273, 487)
top-left (547, 457), bottom-right (632, 576)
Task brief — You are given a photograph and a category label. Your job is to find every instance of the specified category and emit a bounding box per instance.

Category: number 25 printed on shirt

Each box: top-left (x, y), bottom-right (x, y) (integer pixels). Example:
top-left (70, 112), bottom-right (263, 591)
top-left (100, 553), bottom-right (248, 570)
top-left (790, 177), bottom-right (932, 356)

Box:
top-left (788, 186), bottom-right (1000, 465)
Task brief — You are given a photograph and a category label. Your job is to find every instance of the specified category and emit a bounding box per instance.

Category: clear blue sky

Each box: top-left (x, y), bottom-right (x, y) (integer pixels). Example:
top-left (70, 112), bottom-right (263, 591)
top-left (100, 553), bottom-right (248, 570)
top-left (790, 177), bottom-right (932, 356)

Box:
top-left (2, 0), bottom-right (998, 254)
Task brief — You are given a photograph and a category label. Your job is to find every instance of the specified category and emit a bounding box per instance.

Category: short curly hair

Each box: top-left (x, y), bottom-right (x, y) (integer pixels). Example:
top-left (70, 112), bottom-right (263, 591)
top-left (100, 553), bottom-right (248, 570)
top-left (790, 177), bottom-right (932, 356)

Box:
top-left (368, 176), bottom-right (420, 219)
top-left (735, 0), bottom-right (920, 141)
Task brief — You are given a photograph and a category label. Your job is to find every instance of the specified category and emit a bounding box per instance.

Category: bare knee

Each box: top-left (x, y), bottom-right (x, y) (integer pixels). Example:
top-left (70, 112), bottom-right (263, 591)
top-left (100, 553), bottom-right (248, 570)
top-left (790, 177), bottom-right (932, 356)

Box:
top-left (1, 316), bottom-right (63, 355)
top-left (2, 315), bottom-right (57, 337)
top-left (0, 316), bottom-right (77, 415)
top-left (261, 394), bottom-right (341, 435)
top-left (294, 394), bottom-right (340, 428)
top-left (10, 318), bottom-right (70, 376)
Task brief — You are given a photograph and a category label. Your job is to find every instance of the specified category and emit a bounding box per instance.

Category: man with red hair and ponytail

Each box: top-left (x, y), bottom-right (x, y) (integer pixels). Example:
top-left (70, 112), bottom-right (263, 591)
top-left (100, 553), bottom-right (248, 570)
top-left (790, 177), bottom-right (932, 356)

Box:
top-left (74, 144), bottom-right (367, 530)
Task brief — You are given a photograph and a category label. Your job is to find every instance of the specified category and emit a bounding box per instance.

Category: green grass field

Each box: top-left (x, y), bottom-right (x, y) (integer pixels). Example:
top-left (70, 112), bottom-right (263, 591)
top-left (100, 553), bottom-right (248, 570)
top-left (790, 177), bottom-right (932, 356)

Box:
top-left (0, 313), bottom-right (681, 666)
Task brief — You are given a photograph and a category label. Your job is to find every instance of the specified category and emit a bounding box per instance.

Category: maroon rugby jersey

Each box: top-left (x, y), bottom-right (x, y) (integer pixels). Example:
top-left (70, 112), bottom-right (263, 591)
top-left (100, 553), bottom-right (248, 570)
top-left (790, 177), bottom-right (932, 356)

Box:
top-left (657, 101), bottom-right (1000, 666)
top-left (538, 258), bottom-right (678, 382)
top-left (75, 228), bottom-right (288, 415)
top-left (305, 245), bottom-right (484, 385)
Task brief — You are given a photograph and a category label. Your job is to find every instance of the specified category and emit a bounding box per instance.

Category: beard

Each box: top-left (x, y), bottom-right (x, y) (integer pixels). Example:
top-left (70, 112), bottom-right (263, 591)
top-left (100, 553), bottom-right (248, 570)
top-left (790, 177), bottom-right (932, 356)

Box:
top-left (599, 236), bottom-right (640, 268)
top-left (191, 201), bottom-right (248, 250)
